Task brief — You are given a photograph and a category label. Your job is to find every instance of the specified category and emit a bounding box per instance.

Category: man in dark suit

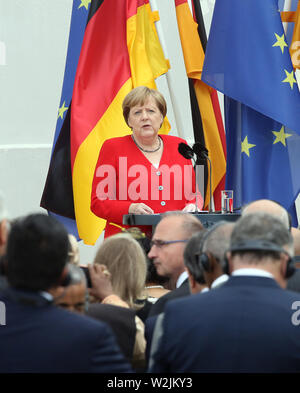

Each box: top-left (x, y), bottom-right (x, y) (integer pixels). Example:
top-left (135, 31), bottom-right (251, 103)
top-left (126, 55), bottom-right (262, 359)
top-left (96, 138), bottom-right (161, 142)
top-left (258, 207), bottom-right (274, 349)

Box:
top-left (149, 213), bottom-right (300, 373)
top-left (0, 213), bottom-right (132, 373)
top-left (147, 211), bottom-right (204, 317)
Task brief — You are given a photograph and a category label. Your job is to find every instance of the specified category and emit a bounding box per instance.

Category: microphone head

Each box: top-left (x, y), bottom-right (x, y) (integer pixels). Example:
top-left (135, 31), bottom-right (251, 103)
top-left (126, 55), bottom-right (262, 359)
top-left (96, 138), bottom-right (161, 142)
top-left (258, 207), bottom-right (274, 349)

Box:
top-left (178, 143), bottom-right (194, 159)
top-left (193, 142), bottom-right (208, 158)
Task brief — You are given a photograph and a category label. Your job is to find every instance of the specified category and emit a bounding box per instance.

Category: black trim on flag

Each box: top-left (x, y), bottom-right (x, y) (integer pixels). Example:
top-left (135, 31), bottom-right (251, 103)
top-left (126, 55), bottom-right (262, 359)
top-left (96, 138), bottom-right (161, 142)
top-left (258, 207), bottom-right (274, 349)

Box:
top-left (40, 105), bottom-right (75, 219)
top-left (86, 0), bottom-right (105, 25)
top-left (192, 0), bottom-right (207, 51)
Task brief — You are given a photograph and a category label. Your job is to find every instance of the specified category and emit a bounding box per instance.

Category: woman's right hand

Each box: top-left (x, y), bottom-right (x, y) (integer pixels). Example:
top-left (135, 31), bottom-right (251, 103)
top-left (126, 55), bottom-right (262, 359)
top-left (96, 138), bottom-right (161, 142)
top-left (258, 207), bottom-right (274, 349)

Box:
top-left (129, 203), bottom-right (154, 215)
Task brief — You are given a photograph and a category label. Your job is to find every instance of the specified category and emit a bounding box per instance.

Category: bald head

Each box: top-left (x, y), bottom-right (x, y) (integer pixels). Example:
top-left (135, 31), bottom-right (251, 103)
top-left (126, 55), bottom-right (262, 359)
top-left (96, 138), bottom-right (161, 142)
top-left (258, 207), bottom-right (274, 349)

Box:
top-left (242, 199), bottom-right (290, 230)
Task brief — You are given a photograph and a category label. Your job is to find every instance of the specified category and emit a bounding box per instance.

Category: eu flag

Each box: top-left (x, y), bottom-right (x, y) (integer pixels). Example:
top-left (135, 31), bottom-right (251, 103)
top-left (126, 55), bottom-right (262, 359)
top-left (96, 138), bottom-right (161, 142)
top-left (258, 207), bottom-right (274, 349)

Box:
top-left (202, 0), bottom-right (300, 224)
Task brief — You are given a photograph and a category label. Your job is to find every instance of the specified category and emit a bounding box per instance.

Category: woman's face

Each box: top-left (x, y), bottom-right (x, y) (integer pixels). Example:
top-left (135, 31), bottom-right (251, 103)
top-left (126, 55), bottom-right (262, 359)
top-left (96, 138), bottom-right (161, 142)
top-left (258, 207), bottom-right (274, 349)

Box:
top-left (127, 96), bottom-right (163, 139)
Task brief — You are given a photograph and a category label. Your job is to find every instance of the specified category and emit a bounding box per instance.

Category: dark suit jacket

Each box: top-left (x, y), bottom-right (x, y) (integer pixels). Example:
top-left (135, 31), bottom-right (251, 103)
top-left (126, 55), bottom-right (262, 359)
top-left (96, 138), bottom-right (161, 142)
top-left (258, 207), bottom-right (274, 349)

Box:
top-left (86, 303), bottom-right (136, 362)
top-left (148, 278), bottom-right (190, 317)
top-left (0, 288), bottom-right (132, 373)
top-left (287, 268), bottom-right (300, 292)
top-left (145, 315), bottom-right (158, 364)
top-left (150, 276), bottom-right (300, 373)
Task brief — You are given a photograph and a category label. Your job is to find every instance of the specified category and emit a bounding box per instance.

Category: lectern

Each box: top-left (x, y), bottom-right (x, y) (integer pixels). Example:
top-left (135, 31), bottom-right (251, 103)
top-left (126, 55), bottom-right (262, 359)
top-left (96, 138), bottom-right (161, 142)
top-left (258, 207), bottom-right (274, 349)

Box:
top-left (123, 213), bottom-right (241, 232)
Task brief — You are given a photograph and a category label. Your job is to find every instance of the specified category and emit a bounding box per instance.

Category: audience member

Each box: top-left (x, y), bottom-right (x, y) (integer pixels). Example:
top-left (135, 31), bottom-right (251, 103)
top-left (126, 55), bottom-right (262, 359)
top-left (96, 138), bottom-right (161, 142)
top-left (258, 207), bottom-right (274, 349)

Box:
top-left (241, 198), bottom-right (299, 291)
top-left (183, 230), bottom-right (208, 294)
top-left (0, 213), bottom-right (131, 373)
top-left (147, 211), bottom-right (204, 317)
top-left (68, 234), bottom-right (80, 266)
top-left (200, 221), bottom-right (234, 289)
top-left (123, 227), bottom-right (170, 319)
top-left (51, 263), bottom-right (87, 314)
top-left (242, 199), bottom-right (290, 230)
top-left (88, 233), bottom-right (147, 369)
top-left (149, 213), bottom-right (300, 373)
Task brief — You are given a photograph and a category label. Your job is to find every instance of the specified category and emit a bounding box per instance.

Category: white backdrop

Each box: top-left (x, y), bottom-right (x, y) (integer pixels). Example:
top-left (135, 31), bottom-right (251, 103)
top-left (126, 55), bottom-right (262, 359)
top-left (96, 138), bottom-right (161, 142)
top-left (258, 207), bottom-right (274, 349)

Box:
top-left (0, 0), bottom-right (299, 264)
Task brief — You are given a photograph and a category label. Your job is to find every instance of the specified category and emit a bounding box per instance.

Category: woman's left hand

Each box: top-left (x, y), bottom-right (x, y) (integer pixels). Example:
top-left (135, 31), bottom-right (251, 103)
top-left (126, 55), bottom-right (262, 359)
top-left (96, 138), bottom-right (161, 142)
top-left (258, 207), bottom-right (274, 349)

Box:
top-left (182, 203), bottom-right (198, 213)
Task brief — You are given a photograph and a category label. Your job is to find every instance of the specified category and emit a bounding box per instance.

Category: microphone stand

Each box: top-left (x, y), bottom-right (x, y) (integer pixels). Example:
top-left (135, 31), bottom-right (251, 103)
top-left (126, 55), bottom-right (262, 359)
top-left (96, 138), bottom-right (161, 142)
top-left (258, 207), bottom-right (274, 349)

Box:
top-left (203, 152), bottom-right (212, 213)
top-left (192, 155), bottom-right (200, 213)
top-left (193, 143), bottom-right (213, 213)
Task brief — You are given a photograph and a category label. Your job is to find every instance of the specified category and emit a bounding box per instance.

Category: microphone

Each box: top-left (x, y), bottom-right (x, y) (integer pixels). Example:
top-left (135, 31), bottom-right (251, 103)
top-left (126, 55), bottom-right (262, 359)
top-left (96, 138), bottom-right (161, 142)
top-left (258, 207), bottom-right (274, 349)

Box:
top-left (178, 142), bottom-right (194, 160)
top-left (193, 142), bottom-right (208, 158)
top-left (193, 142), bottom-right (213, 213)
top-left (178, 142), bottom-right (200, 213)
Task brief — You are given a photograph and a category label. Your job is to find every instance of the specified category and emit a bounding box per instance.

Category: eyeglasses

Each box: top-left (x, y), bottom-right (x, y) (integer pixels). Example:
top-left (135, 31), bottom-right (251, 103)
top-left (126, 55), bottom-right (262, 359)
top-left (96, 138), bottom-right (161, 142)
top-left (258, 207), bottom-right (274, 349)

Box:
top-left (150, 239), bottom-right (188, 249)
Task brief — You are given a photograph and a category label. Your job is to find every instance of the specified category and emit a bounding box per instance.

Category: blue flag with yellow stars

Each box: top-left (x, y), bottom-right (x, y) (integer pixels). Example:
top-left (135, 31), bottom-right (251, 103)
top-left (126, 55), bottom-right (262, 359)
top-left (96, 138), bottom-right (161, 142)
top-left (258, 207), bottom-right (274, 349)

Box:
top-left (202, 0), bottom-right (300, 225)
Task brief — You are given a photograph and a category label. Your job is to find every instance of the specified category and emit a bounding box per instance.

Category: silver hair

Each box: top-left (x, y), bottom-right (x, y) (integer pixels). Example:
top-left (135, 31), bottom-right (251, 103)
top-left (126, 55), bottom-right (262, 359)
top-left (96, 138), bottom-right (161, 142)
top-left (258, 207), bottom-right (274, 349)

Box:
top-left (67, 263), bottom-right (87, 286)
top-left (231, 212), bottom-right (294, 256)
top-left (202, 221), bottom-right (235, 262)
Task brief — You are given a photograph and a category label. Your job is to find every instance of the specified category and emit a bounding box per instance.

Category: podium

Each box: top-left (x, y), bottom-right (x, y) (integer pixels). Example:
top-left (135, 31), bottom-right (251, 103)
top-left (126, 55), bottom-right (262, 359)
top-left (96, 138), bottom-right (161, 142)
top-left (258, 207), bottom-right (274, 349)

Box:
top-left (123, 213), bottom-right (241, 232)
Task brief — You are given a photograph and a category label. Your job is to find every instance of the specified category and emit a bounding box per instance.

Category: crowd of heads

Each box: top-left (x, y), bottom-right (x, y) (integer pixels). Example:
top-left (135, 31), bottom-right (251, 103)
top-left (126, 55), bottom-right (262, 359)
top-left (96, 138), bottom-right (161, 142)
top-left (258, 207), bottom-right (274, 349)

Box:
top-left (2, 194), bottom-right (300, 372)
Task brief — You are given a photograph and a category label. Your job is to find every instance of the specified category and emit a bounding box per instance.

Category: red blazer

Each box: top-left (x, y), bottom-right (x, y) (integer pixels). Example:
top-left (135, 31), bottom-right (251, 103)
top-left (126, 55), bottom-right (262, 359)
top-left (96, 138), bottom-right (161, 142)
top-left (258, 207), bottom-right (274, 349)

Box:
top-left (91, 134), bottom-right (202, 237)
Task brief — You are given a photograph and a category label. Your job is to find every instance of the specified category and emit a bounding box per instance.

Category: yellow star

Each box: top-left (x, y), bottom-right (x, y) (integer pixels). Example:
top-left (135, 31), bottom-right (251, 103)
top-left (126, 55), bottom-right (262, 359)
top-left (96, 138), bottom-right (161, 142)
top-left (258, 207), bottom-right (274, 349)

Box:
top-left (272, 33), bottom-right (288, 54)
top-left (282, 69), bottom-right (297, 89)
top-left (78, 0), bottom-right (91, 10)
top-left (272, 126), bottom-right (292, 146)
top-left (58, 101), bottom-right (68, 119)
top-left (241, 136), bottom-right (256, 157)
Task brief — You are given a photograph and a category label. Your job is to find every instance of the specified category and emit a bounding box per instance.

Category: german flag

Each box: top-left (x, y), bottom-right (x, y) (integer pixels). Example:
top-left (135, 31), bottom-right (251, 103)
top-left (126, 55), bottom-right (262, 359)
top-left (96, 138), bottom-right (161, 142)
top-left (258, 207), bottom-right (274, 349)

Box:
top-left (175, 0), bottom-right (226, 210)
top-left (41, 0), bottom-right (169, 245)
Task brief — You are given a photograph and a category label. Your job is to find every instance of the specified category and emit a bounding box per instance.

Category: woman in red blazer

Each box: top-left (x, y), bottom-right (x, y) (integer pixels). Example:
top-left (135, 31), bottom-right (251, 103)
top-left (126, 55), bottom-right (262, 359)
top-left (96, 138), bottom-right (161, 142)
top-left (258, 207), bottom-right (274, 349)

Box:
top-left (91, 86), bottom-right (203, 237)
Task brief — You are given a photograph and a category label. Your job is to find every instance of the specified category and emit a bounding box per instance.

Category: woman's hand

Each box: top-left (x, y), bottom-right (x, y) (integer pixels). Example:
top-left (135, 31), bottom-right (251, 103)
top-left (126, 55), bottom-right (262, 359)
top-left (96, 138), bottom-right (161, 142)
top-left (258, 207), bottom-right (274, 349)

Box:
top-left (182, 203), bottom-right (198, 213)
top-left (129, 203), bottom-right (154, 215)
top-left (88, 264), bottom-right (113, 301)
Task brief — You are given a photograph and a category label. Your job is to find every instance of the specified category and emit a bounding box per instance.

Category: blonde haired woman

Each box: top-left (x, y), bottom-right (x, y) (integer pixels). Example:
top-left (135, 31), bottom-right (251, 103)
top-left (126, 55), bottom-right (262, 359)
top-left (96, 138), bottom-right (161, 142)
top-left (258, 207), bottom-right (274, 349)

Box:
top-left (88, 233), bottom-right (147, 369)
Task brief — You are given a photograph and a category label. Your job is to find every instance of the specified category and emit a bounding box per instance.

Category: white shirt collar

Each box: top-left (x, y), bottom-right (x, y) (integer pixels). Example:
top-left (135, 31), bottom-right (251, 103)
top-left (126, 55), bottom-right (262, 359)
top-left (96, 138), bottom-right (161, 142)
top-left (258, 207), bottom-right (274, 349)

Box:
top-left (176, 271), bottom-right (189, 288)
top-left (211, 274), bottom-right (229, 289)
top-left (201, 287), bottom-right (209, 293)
top-left (232, 268), bottom-right (274, 279)
top-left (39, 291), bottom-right (54, 302)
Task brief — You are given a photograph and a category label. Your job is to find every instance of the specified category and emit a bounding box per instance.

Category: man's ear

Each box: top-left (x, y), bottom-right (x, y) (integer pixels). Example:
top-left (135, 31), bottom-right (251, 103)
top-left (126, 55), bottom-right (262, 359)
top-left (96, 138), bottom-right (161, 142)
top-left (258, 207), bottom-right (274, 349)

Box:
top-left (224, 251), bottom-right (233, 275)
top-left (279, 253), bottom-right (290, 279)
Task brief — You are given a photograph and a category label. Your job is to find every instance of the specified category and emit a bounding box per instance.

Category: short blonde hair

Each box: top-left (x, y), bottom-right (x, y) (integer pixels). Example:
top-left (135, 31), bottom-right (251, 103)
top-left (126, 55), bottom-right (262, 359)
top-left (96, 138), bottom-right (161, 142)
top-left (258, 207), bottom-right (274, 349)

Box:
top-left (122, 86), bottom-right (167, 126)
top-left (68, 234), bottom-right (80, 266)
top-left (93, 233), bottom-right (147, 309)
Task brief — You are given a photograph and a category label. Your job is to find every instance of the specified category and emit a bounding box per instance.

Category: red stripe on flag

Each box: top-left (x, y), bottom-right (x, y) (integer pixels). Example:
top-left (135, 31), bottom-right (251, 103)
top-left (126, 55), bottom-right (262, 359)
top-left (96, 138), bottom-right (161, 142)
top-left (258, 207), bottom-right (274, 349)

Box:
top-left (127, 0), bottom-right (148, 19)
top-left (71, 1), bottom-right (131, 167)
top-left (175, 0), bottom-right (188, 7)
top-left (211, 89), bottom-right (226, 158)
